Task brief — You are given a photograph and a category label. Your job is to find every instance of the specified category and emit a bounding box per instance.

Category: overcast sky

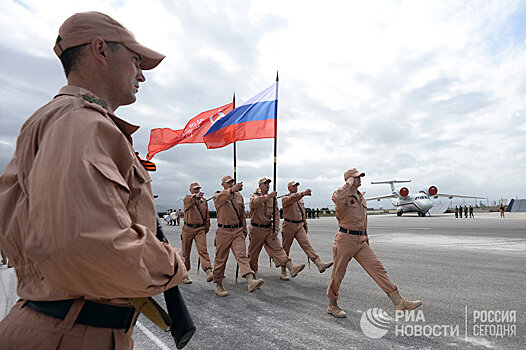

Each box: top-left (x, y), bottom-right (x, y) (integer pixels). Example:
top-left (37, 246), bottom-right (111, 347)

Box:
top-left (1, 0), bottom-right (525, 209)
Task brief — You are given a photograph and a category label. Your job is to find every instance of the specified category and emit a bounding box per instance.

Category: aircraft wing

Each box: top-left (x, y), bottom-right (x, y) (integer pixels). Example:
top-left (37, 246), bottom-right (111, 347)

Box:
top-left (366, 194), bottom-right (397, 201)
top-left (435, 193), bottom-right (486, 199)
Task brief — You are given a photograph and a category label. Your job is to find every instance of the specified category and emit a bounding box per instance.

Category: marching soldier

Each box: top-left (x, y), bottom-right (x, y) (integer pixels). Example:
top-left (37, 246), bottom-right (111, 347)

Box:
top-left (0, 12), bottom-right (187, 348)
top-left (181, 182), bottom-right (213, 284)
top-left (327, 168), bottom-right (422, 318)
top-left (280, 181), bottom-right (333, 280)
top-left (212, 176), bottom-right (264, 296)
top-left (248, 177), bottom-right (305, 280)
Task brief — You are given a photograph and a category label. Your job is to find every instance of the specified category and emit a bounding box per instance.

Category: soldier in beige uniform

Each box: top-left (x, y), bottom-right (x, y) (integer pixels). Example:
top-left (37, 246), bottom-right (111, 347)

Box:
top-left (280, 181), bottom-right (333, 280)
top-left (248, 178), bottom-right (306, 279)
top-left (327, 168), bottom-right (422, 318)
top-left (0, 12), bottom-right (187, 349)
top-left (212, 176), bottom-right (264, 296)
top-left (181, 182), bottom-right (213, 284)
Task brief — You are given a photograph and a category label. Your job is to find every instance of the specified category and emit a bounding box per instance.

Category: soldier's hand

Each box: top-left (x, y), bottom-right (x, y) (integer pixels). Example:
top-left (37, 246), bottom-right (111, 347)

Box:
top-left (303, 189), bottom-right (312, 196)
top-left (269, 191), bottom-right (277, 198)
top-left (196, 191), bottom-right (204, 198)
top-left (346, 177), bottom-right (355, 186)
top-left (233, 182), bottom-right (243, 192)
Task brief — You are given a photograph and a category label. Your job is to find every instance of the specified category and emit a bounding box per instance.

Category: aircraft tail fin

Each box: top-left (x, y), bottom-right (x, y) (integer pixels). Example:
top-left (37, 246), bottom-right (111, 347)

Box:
top-left (371, 180), bottom-right (411, 194)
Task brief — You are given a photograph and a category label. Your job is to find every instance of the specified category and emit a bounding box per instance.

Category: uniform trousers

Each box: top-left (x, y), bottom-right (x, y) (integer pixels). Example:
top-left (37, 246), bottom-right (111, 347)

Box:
top-left (281, 222), bottom-right (319, 261)
top-left (0, 300), bottom-right (134, 350)
top-left (327, 232), bottom-right (397, 301)
top-left (248, 226), bottom-right (291, 274)
top-left (181, 225), bottom-right (212, 272)
top-left (213, 227), bottom-right (254, 283)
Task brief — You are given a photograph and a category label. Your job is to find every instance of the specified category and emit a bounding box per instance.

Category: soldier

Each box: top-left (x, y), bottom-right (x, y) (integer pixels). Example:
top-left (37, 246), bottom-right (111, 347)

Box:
top-left (464, 205), bottom-right (468, 218)
top-left (469, 205), bottom-right (474, 218)
top-left (0, 12), bottom-right (187, 348)
top-left (280, 181), bottom-right (333, 280)
top-left (212, 176), bottom-right (264, 296)
top-left (181, 182), bottom-right (213, 284)
top-left (327, 168), bottom-right (421, 318)
top-left (454, 205), bottom-right (459, 218)
top-left (248, 177), bottom-right (305, 280)
top-left (459, 205), bottom-right (463, 218)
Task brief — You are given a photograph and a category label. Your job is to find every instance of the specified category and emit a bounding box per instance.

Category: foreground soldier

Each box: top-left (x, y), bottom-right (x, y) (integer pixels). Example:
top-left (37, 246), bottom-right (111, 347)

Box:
top-left (327, 168), bottom-right (422, 318)
top-left (281, 181), bottom-right (333, 280)
top-left (248, 178), bottom-right (305, 280)
top-left (182, 182), bottom-right (213, 284)
top-left (213, 176), bottom-right (264, 296)
top-left (0, 12), bottom-right (187, 349)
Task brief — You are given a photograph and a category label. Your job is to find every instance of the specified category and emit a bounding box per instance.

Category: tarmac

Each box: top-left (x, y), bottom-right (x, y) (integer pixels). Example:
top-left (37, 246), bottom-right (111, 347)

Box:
top-left (1, 212), bottom-right (525, 349)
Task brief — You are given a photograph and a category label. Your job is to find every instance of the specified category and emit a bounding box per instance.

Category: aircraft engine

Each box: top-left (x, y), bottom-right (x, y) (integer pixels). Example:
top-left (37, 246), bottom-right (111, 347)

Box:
top-left (399, 187), bottom-right (409, 197)
top-left (428, 186), bottom-right (438, 196)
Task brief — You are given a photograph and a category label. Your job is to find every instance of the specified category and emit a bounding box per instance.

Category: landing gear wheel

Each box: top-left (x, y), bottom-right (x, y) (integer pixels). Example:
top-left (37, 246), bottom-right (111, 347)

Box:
top-left (397, 211), bottom-right (403, 217)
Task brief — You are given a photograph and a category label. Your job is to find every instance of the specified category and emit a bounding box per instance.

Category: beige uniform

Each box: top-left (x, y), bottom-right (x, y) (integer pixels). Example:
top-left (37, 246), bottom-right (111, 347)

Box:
top-left (327, 182), bottom-right (397, 301)
top-left (248, 190), bottom-right (291, 274)
top-left (182, 195), bottom-right (212, 272)
top-left (281, 193), bottom-right (319, 261)
top-left (0, 86), bottom-right (186, 348)
top-left (212, 187), bottom-right (254, 283)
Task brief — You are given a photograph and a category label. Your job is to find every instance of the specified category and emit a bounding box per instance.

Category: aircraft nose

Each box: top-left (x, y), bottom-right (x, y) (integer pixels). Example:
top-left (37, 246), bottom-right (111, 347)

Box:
top-left (422, 200), bottom-right (433, 210)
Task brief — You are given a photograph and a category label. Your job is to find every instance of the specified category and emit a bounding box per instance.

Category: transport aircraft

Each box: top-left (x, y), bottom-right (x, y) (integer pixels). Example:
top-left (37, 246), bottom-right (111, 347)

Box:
top-left (366, 180), bottom-right (485, 216)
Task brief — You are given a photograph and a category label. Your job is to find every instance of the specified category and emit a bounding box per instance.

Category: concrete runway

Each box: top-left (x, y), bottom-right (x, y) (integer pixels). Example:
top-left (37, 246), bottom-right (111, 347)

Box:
top-left (1, 212), bottom-right (524, 349)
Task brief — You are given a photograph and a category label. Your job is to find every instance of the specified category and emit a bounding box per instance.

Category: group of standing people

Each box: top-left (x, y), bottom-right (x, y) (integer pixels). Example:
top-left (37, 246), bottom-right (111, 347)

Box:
top-left (164, 208), bottom-right (182, 226)
top-left (455, 205), bottom-right (474, 218)
top-left (180, 169), bottom-right (422, 318)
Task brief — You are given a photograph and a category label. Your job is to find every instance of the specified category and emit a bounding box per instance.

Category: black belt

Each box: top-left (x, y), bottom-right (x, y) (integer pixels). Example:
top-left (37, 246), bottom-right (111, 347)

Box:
top-left (184, 222), bottom-right (204, 228)
top-left (25, 299), bottom-right (137, 330)
top-left (251, 222), bottom-right (271, 228)
top-left (339, 227), bottom-right (367, 235)
top-left (218, 223), bottom-right (242, 229)
top-left (284, 218), bottom-right (304, 224)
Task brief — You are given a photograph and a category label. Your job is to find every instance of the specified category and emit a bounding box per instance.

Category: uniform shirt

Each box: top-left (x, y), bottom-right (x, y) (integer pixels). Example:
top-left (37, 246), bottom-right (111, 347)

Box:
top-left (183, 195), bottom-right (210, 231)
top-left (332, 182), bottom-right (367, 231)
top-left (249, 189), bottom-right (280, 233)
top-left (282, 193), bottom-right (306, 223)
top-left (213, 188), bottom-right (247, 232)
top-left (0, 85), bottom-right (185, 305)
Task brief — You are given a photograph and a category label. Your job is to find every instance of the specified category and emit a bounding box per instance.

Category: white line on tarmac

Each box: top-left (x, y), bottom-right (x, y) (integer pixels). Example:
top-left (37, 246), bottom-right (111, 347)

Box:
top-left (136, 321), bottom-right (171, 350)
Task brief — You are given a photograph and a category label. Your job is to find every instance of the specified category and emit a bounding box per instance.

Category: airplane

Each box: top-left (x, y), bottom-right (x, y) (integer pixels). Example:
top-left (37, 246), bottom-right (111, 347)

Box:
top-left (366, 180), bottom-right (486, 217)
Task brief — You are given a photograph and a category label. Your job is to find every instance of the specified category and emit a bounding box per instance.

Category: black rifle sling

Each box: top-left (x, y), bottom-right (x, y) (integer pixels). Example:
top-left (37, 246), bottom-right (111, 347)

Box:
top-left (194, 199), bottom-right (205, 224)
top-left (229, 194), bottom-right (243, 225)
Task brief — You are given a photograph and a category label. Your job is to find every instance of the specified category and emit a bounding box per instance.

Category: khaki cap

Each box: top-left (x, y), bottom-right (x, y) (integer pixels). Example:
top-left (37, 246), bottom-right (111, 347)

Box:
top-left (221, 175), bottom-right (234, 184)
top-left (189, 182), bottom-right (201, 190)
top-left (258, 177), bottom-right (272, 185)
top-left (344, 168), bottom-right (365, 181)
top-left (287, 181), bottom-right (300, 190)
top-left (54, 11), bottom-right (165, 70)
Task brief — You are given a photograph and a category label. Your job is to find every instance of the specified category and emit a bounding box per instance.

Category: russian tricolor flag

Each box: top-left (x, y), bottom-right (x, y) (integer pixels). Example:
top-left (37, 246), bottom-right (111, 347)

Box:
top-left (203, 82), bottom-right (278, 149)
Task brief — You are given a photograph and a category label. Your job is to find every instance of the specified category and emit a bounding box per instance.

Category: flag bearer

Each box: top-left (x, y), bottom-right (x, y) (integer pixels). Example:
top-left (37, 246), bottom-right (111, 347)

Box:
top-left (327, 168), bottom-right (422, 318)
top-left (248, 178), bottom-right (305, 280)
top-left (212, 176), bottom-right (264, 296)
top-left (280, 181), bottom-right (333, 280)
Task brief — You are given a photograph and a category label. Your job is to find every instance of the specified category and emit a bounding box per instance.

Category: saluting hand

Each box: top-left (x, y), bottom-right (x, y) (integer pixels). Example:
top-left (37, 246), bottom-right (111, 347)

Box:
top-left (346, 177), bottom-right (355, 186)
top-left (302, 189), bottom-right (312, 196)
top-left (233, 182), bottom-right (243, 192)
top-left (269, 191), bottom-right (277, 198)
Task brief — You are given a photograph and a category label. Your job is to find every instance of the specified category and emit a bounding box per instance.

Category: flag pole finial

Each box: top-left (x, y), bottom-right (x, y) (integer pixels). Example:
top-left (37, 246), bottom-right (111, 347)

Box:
top-left (276, 70), bottom-right (279, 82)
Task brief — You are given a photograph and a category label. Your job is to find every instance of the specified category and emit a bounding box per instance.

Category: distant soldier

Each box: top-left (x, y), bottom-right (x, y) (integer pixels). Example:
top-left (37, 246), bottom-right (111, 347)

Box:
top-left (281, 181), bottom-right (333, 280)
top-left (170, 209), bottom-right (177, 226)
top-left (181, 182), bottom-right (213, 284)
top-left (459, 205), bottom-right (463, 218)
top-left (212, 176), bottom-right (264, 296)
top-left (454, 206), bottom-right (459, 218)
top-left (499, 204), bottom-right (505, 218)
top-left (469, 205), bottom-right (474, 218)
top-left (327, 168), bottom-right (421, 318)
top-left (464, 205), bottom-right (468, 218)
top-left (316, 208), bottom-right (320, 218)
top-left (248, 177), bottom-right (305, 280)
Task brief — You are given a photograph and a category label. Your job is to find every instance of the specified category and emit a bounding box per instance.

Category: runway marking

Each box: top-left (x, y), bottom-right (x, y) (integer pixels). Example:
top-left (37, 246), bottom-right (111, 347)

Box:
top-left (136, 321), bottom-right (171, 350)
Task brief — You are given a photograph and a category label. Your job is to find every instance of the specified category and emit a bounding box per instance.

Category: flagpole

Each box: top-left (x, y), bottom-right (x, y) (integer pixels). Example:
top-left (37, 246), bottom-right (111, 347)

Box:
top-left (232, 92), bottom-right (241, 285)
top-left (271, 72), bottom-right (279, 250)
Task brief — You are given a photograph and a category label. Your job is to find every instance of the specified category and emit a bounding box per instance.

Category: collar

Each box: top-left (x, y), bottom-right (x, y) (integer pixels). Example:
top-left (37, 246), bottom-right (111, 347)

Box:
top-left (54, 85), bottom-right (140, 137)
